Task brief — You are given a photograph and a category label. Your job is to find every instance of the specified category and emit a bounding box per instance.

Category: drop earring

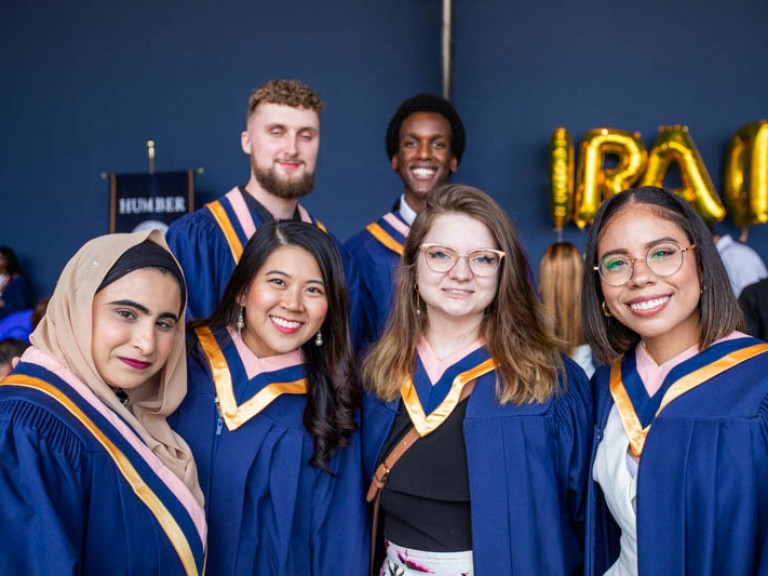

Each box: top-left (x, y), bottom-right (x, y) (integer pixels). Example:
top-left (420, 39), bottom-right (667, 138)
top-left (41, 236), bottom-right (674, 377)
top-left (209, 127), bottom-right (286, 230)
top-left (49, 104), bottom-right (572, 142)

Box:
top-left (415, 283), bottom-right (421, 316)
top-left (315, 331), bottom-right (323, 346)
top-left (236, 306), bottom-right (245, 337)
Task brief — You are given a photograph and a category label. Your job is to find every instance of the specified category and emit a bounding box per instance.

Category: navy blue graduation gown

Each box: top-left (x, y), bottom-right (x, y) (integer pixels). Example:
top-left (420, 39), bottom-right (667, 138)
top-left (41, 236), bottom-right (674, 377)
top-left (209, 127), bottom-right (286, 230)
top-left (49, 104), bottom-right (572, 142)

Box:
top-left (586, 337), bottom-right (768, 575)
top-left (0, 357), bottom-right (206, 575)
top-left (362, 350), bottom-right (592, 574)
top-left (345, 211), bottom-right (409, 347)
top-left (165, 187), bottom-right (366, 346)
top-left (171, 326), bottom-right (368, 575)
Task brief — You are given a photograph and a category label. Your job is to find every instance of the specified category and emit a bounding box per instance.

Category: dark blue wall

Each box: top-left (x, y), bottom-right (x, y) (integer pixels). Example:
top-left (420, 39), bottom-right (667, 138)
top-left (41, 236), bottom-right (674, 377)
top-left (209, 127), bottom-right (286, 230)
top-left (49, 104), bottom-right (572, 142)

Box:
top-left (2, 0), bottom-right (767, 299)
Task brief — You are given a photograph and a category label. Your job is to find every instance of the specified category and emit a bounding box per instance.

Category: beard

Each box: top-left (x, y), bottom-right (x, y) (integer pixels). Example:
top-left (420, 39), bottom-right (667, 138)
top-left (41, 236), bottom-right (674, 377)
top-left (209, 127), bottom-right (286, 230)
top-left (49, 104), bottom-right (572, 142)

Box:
top-left (251, 156), bottom-right (315, 200)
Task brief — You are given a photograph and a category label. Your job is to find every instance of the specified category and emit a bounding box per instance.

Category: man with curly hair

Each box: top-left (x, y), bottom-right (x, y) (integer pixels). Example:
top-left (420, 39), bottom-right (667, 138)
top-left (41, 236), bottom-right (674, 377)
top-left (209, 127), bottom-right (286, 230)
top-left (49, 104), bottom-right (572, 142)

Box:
top-left (345, 93), bottom-right (466, 344)
top-left (167, 80), bottom-right (364, 342)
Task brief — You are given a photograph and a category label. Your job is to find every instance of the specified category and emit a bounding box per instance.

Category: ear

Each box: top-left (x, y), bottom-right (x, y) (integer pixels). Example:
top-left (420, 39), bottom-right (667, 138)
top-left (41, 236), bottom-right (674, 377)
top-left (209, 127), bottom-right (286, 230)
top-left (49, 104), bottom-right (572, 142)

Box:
top-left (390, 155), bottom-right (399, 172)
top-left (236, 292), bottom-right (247, 307)
top-left (449, 155), bottom-right (458, 174)
top-left (241, 130), bottom-right (252, 155)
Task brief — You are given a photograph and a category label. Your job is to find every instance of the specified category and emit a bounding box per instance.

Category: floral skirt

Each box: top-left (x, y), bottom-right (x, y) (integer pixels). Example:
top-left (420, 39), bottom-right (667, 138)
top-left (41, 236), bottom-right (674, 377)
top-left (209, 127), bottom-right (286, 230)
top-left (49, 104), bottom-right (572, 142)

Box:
top-left (379, 540), bottom-right (474, 576)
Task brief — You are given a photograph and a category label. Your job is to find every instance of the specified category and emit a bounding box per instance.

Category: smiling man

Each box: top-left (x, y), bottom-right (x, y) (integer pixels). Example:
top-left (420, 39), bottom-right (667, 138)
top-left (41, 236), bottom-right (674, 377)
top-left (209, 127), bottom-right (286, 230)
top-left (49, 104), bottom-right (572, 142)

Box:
top-left (345, 93), bottom-right (465, 344)
top-left (166, 80), bottom-right (363, 342)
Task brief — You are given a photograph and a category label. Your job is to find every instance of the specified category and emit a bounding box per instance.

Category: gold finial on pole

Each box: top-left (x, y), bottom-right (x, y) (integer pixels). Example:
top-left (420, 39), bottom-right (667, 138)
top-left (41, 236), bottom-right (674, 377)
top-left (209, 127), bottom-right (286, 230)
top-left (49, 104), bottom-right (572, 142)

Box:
top-left (147, 140), bottom-right (156, 175)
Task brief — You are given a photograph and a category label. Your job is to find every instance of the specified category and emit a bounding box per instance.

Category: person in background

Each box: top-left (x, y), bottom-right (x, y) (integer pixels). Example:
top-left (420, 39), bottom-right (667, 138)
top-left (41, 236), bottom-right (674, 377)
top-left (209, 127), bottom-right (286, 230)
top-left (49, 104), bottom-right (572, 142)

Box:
top-left (538, 241), bottom-right (596, 377)
top-left (582, 186), bottom-right (768, 574)
top-left (362, 184), bottom-right (591, 575)
top-left (0, 296), bottom-right (50, 342)
top-left (0, 338), bottom-right (29, 379)
top-left (708, 223), bottom-right (768, 296)
top-left (171, 220), bottom-right (367, 575)
top-left (166, 79), bottom-right (365, 344)
top-left (345, 93), bottom-right (465, 345)
top-left (739, 277), bottom-right (768, 340)
top-left (0, 247), bottom-right (33, 321)
top-left (0, 230), bottom-right (205, 574)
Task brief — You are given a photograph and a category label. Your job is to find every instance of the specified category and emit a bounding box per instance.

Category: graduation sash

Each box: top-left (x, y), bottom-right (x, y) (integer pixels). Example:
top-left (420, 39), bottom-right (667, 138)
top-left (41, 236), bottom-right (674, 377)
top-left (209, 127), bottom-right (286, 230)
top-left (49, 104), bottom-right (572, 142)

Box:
top-left (205, 188), bottom-right (327, 264)
top-left (610, 339), bottom-right (768, 457)
top-left (365, 212), bottom-right (410, 257)
top-left (401, 356), bottom-right (497, 437)
top-left (0, 369), bottom-right (206, 576)
top-left (195, 326), bottom-right (308, 431)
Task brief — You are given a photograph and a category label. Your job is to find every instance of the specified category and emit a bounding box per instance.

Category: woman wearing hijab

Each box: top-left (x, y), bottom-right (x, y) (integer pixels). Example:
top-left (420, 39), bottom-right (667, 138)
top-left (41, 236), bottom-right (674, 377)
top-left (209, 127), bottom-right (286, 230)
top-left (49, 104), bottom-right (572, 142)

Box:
top-left (0, 230), bottom-right (206, 575)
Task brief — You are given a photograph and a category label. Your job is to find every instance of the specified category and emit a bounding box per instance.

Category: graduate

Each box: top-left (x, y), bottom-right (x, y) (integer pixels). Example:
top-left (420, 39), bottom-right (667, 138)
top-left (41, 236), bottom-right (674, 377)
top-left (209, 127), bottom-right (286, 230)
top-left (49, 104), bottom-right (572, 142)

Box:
top-left (361, 184), bottom-right (592, 575)
top-left (581, 186), bottom-right (768, 574)
top-left (170, 220), bottom-right (367, 575)
top-left (0, 230), bottom-right (206, 575)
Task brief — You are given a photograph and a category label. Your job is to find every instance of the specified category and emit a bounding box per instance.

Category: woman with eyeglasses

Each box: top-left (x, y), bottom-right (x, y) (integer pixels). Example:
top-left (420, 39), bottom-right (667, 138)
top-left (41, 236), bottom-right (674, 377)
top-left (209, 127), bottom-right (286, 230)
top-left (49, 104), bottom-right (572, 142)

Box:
top-left (582, 186), bottom-right (768, 575)
top-left (361, 184), bottom-right (592, 575)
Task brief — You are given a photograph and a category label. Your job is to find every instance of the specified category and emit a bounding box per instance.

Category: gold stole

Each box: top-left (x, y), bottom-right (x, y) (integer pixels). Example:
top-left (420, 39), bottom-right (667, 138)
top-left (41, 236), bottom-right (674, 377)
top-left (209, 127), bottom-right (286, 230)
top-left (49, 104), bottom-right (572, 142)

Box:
top-left (0, 375), bottom-right (202, 575)
top-left (610, 342), bottom-right (768, 457)
top-left (196, 326), bottom-right (308, 432)
top-left (366, 221), bottom-right (405, 256)
top-left (401, 358), bottom-right (497, 437)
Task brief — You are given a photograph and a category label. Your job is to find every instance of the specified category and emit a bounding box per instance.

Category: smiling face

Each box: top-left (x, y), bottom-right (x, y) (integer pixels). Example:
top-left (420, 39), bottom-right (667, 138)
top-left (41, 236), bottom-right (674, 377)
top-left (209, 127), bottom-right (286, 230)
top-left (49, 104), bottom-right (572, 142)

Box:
top-left (598, 205), bottom-right (701, 363)
top-left (392, 111), bottom-right (457, 211)
top-left (239, 245), bottom-right (328, 357)
top-left (241, 102), bottom-right (320, 200)
top-left (92, 268), bottom-right (182, 391)
top-left (417, 213), bottom-right (499, 333)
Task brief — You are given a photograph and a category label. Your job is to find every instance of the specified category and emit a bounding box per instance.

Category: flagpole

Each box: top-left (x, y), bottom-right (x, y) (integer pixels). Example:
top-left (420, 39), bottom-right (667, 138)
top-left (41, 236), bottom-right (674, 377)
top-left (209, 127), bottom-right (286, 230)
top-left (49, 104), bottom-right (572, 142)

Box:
top-left (442, 0), bottom-right (452, 101)
top-left (147, 140), bottom-right (156, 175)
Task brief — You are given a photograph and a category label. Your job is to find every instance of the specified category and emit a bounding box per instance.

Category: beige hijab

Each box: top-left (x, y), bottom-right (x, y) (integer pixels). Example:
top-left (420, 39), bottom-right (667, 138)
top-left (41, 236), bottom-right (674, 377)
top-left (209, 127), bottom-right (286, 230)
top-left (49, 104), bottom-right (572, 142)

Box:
top-left (30, 229), bottom-right (203, 505)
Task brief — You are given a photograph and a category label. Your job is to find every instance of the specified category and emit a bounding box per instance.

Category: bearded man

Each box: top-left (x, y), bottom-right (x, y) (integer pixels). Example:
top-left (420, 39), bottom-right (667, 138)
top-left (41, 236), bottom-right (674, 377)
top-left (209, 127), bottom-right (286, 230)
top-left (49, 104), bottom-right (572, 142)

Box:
top-left (167, 79), bottom-right (364, 344)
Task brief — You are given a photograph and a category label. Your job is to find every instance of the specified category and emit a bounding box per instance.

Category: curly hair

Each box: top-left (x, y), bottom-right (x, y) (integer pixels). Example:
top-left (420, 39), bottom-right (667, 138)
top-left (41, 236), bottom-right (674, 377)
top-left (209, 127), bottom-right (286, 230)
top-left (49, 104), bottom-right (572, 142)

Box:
top-left (385, 93), bottom-right (466, 164)
top-left (362, 183), bottom-right (563, 405)
top-left (247, 79), bottom-right (324, 121)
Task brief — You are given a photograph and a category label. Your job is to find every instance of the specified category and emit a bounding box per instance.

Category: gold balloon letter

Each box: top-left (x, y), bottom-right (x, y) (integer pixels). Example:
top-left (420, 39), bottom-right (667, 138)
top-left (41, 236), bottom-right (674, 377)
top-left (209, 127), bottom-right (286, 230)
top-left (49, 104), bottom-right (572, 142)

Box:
top-left (640, 125), bottom-right (725, 222)
top-left (724, 120), bottom-right (768, 231)
top-left (550, 127), bottom-right (574, 232)
top-left (574, 128), bottom-right (647, 228)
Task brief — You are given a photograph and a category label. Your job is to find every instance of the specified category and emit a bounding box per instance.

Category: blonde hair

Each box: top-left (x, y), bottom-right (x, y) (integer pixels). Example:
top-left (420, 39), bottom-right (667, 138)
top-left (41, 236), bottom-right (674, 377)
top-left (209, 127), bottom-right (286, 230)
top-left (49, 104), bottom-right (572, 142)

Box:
top-left (538, 242), bottom-right (585, 357)
top-left (362, 184), bottom-right (563, 405)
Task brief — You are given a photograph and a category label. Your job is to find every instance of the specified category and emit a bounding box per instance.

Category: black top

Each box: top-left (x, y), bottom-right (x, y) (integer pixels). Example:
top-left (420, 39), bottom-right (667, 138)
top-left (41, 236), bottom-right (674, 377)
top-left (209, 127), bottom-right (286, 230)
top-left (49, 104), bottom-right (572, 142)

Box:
top-left (379, 399), bottom-right (472, 552)
top-left (238, 186), bottom-right (301, 222)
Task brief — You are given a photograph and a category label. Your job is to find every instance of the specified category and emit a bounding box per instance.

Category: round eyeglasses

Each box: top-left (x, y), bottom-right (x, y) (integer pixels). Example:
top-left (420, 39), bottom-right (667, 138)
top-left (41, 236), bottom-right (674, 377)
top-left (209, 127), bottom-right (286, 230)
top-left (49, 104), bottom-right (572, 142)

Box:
top-left (419, 243), bottom-right (505, 276)
top-left (594, 242), bottom-right (696, 287)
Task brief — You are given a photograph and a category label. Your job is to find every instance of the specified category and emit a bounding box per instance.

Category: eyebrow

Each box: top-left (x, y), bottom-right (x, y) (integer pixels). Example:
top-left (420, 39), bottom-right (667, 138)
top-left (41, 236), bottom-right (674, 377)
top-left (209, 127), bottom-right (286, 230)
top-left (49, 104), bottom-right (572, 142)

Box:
top-left (107, 299), bottom-right (179, 322)
top-left (600, 236), bottom-right (683, 257)
top-left (265, 270), bottom-right (325, 285)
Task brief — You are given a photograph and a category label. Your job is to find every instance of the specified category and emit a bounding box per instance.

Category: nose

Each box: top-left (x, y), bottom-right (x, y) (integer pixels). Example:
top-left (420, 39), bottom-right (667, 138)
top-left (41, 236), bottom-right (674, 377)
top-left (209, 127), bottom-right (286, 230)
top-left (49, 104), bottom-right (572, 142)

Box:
top-left (284, 133), bottom-right (299, 156)
top-left (281, 286), bottom-right (304, 311)
top-left (448, 255), bottom-right (472, 280)
top-left (627, 257), bottom-right (656, 286)
top-left (133, 321), bottom-right (157, 355)
top-left (416, 140), bottom-right (432, 159)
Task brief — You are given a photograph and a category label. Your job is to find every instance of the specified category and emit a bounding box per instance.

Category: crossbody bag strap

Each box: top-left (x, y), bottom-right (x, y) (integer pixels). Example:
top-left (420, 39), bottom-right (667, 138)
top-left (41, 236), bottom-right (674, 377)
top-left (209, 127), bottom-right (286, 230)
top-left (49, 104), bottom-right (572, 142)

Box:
top-left (366, 378), bottom-right (478, 575)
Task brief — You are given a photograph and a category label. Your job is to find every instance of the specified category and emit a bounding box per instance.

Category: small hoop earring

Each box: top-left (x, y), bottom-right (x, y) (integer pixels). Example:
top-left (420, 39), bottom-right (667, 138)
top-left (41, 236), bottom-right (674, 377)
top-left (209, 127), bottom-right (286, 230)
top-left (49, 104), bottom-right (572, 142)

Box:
top-left (314, 331), bottom-right (323, 346)
top-left (236, 306), bottom-right (245, 337)
top-left (601, 301), bottom-right (612, 318)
